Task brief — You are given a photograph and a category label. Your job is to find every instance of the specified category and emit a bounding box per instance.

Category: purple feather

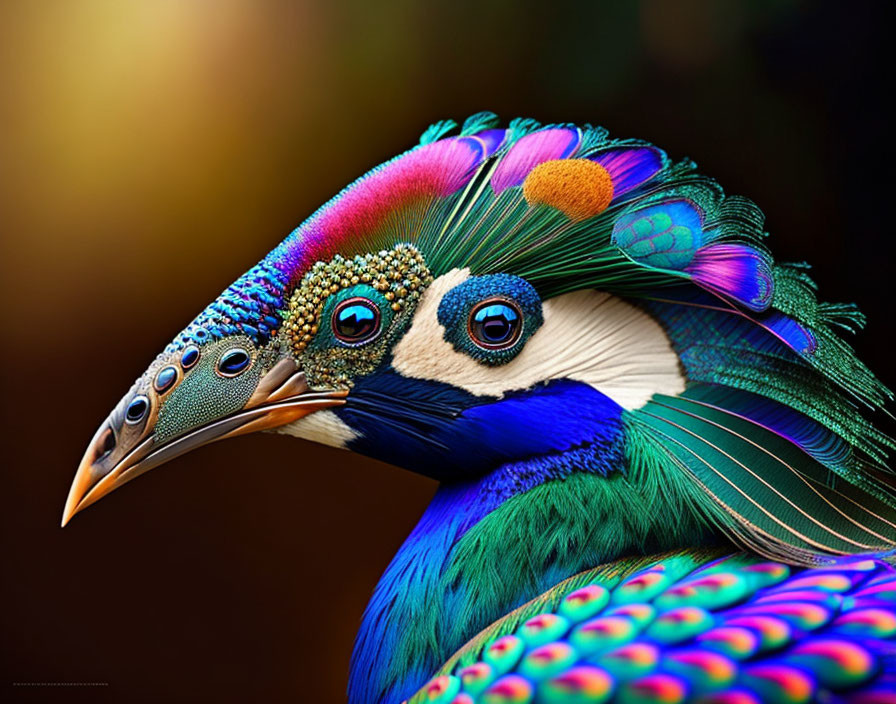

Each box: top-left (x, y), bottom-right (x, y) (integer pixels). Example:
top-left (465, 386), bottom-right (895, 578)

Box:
top-left (755, 311), bottom-right (817, 356)
top-left (473, 128), bottom-right (507, 157)
top-left (592, 146), bottom-right (664, 197)
top-left (687, 243), bottom-right (774, 312)
top-left (490, 127), bottom-right (581, 194)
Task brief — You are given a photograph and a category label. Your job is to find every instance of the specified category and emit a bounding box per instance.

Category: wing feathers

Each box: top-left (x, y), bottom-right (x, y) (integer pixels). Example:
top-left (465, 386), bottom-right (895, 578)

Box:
top-left (628, 387), bottom-right (896, 564)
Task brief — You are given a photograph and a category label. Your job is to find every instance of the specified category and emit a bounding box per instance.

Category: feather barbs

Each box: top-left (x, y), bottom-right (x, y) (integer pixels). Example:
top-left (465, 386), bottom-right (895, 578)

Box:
top-left (299, 135), bottom-right (485, 260)
top-left (611, 197), bottom-right (774, 312)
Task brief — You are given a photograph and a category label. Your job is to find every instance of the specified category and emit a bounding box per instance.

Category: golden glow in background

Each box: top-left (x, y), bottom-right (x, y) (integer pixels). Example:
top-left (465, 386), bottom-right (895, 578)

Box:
top-left (1, 2), bottom-right (891, 702)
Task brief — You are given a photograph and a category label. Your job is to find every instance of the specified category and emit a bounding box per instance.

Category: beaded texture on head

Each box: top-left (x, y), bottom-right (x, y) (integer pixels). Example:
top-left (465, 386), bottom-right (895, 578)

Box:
top-left (166, 259), bottom-right (289, 352)
top-left (437, 274), bottom-right (544, 366)
top-left (284, 243), bottom-right (432, 388)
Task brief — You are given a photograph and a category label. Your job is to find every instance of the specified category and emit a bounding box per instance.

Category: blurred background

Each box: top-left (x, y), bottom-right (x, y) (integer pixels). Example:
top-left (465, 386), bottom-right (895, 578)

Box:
top-left (1, 0), bottom-right (893, 701)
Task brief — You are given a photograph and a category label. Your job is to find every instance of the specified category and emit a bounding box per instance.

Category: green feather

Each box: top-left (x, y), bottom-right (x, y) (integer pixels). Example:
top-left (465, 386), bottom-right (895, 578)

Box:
top-left (418, 118), bottom-right (458, 145)
top-left (629, 393), bottom-right (896, 564)
top-left (771, 262), bottom-right (891, 407)
top-left (334, 117), bottom-right (896, 574)
top-left (421, 117), bottom-right (896, 566)
top-left (460, 111), bottom-right (501, 135)
top-left (378, 472), bottom-right (715, 700)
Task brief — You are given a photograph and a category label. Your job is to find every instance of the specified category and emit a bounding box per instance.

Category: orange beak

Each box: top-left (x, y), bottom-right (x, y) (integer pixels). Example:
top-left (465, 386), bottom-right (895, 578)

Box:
top-left (62, 358), bottom-right (346, 526)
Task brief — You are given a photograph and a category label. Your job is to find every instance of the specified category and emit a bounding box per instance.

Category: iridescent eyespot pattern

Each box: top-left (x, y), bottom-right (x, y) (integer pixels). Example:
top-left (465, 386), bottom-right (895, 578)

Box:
top-left (217, 348), bottom-right (252, 377)
top-left (180, 345), bottom-right (200, 369)
top-left (154, 366), bottom-right (178, 393)
top-left (125, 395), bottom-right (149, 424)
top-left (332, 297), bottom-right (381, 346)
top-left (468, 298), bottom-right (523, 350)
top-left (286, 245), bottom-right (433, 388)
top-left (438, 274), bottom-right (543, 366)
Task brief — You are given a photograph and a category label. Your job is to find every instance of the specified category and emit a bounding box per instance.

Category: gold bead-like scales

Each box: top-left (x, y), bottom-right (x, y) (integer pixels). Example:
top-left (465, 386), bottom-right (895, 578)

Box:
top-left (283, 243), bottom-right (433, 387)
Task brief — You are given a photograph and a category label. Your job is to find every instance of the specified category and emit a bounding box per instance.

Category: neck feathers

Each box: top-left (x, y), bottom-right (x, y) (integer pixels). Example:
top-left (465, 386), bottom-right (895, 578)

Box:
top-left (349, 454), bottom-right (713, 704)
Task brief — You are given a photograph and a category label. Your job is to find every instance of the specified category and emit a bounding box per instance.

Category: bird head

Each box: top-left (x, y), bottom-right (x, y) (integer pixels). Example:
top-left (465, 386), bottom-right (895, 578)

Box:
top-left (64, 114), bottom-right (895, 565)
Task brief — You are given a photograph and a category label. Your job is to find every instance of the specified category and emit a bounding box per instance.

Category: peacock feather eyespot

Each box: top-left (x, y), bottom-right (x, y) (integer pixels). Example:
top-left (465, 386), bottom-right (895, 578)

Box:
top-left (332, 297), bottom-right (381, 346)
top-left (468, 298), bottom-right (522, 350)
top-left (438, 274), bottom-right (543, 366)
top-left (125, 395), bottom-right (149, 424)
top-left (154, 366), bottom-right (178, 393)
top-left (216, 348), bottom-right (252, 378)
top-left (180, 345), bottom-right (200, 369)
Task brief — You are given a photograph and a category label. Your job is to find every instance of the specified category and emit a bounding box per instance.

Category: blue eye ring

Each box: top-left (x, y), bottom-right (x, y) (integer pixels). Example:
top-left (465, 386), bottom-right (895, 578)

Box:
top-left (154, 365), bottom-right (178, 393)
top-left (331, 297), bottom-right (381, 346)
top-left (217, 348), bottom-right (252, 378)
top-left (125, 395), bottom-right (150, 425)
top-left (468, 297), bottom-right (523, 350)
top-left (181, 345), bottom-right (200, 369)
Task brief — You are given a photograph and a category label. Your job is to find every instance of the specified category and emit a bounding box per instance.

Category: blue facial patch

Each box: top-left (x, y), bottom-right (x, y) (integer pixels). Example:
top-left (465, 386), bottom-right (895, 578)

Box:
top-left (437, 274), bottom-right (543, 366)
top-left (338, 371), bottom-right (625, 481)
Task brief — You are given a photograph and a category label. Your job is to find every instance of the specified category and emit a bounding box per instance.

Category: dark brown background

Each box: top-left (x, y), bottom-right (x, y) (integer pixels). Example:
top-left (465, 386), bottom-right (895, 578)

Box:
top-left (1, 1), bottom-right (894, 702)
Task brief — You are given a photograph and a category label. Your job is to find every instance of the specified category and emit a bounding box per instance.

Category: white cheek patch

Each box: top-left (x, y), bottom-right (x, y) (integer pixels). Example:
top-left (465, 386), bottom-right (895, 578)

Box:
top-left (277, 410), bottom-right (360, 449)
top-left (391, 269), bottom-right (685, 410)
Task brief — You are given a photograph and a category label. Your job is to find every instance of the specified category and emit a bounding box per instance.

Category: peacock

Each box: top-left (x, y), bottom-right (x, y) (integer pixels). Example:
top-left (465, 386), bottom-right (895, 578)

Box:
top-left (64, 113), bottom-right (896, 704)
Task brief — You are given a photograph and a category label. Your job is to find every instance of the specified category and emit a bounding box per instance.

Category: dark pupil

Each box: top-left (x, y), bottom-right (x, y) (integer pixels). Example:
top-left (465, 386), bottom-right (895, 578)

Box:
top-left (219, 349), bottom-right (250, 375)
top-left (335, 304), bottom-right (377, 340)
top-left (473, 303), bottom-right (519, 345)
top-left (126, 397), bottom-right (149, 423)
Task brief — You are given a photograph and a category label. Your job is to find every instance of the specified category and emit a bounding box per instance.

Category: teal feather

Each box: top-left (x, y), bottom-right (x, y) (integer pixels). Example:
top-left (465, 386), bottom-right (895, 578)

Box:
top-left (612, 199), bottom-right (705, 270)
top-left (461, 111), bottom-right (502, 135)
top-left (419, 118), bottom-right (459, 145)
top-left (771, 263), bottom-right (889, 407)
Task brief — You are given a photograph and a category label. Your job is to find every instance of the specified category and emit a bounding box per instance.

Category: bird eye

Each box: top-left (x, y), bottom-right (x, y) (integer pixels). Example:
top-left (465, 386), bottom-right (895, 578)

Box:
top-left (217, 348), bottom-right (252, 377)
top-left (332, 298), bottom-right (381, 345)
top-left (181, 345), bottom-right (200, 369)
top-left (125, 395), bottom-right (150, 424)
top-left (154, 366), bottom-right (178, 393)
top-left (468, 299), bottom-right (523, 350)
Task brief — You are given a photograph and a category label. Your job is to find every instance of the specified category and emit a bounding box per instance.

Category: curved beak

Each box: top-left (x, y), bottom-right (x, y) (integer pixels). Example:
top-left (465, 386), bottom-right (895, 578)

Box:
top-left (62, 358), bottom-right (346, 526)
